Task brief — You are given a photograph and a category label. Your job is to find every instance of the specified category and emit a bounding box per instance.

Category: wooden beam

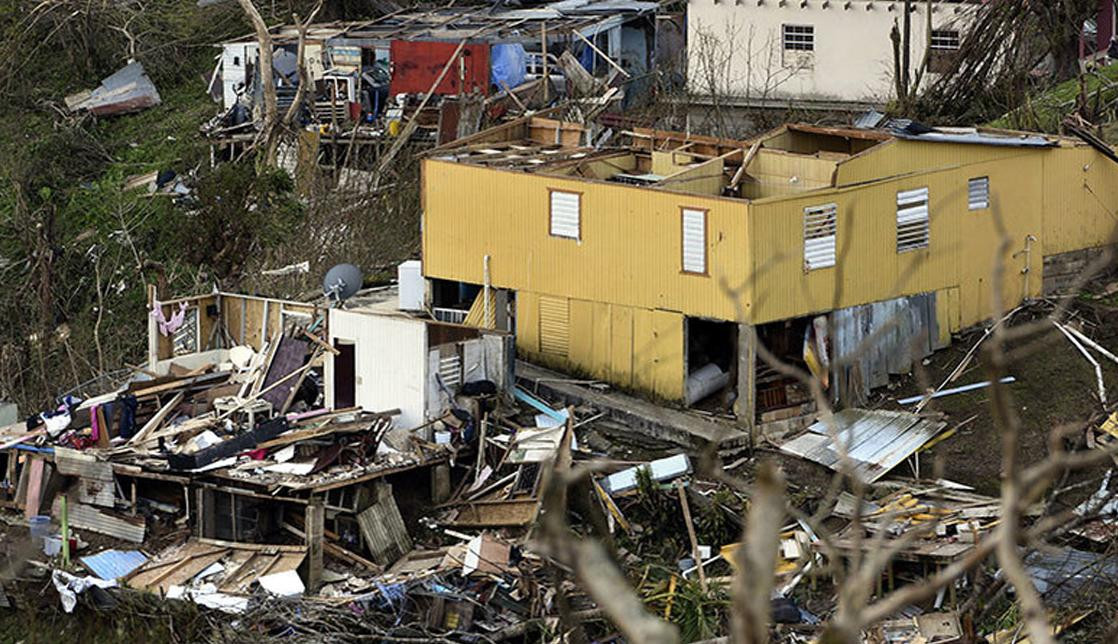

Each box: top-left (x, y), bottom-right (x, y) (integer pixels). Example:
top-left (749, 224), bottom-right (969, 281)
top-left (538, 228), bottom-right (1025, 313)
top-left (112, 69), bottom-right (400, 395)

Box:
top-left (304, 497), bottom-right (324, 591)
top-left (571, 29), bottom-right (630, 78)
top-left (729, 141), bottom-right (762, 191)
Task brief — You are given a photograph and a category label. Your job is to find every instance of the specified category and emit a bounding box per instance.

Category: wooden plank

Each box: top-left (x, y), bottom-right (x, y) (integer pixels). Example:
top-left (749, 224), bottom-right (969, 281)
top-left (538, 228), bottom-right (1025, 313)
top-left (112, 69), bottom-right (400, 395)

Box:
top-left (281, 521), bottom-right (381, 572)
top-left (23, 458), bottom-right (44, 519)
top-left (126, 392), bottom-right (184, 446)
top-left (447, 498), bottom-right (541, 527)
top-left (305, 498), bottom-right (324, 591)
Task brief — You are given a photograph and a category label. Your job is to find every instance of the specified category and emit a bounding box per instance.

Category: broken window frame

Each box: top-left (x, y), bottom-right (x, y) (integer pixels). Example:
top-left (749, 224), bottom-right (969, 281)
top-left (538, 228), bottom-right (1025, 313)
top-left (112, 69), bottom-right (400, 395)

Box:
top-left (548, 189), bottom-right (581, 240)
top-left (967, 176), bottom-right (989, 211)
top-left (803, 203), bottom-right (838, 271)
top-left (681, 207), bottom-right (708, 275)
top-left (172, 307), bottom-right (200, 357)
top-left (896, 187), bottom-right (930, 253)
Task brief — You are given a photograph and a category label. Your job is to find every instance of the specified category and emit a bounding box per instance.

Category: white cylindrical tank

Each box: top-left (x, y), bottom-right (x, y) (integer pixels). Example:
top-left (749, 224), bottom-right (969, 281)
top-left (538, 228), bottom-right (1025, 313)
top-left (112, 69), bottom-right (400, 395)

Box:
top-left (686, 363), bottom-right (730, 406)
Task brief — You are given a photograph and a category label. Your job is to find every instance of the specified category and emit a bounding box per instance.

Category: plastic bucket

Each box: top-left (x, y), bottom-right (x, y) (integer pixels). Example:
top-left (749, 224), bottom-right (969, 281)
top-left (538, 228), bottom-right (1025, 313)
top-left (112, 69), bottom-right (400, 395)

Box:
top-left (28, 515), bottom-right (51, 544)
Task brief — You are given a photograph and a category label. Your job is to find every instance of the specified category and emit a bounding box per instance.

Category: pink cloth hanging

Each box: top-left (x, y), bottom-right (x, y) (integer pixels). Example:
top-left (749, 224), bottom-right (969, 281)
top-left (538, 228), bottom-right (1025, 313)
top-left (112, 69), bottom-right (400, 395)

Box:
top-left (151, 301), bottom-right (188, 336)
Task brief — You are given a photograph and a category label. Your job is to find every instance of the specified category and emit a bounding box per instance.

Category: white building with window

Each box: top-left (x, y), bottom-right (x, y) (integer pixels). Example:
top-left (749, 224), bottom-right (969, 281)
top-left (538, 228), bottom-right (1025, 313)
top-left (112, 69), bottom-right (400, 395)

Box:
top-left (686, 0), bottom-right (981, 109)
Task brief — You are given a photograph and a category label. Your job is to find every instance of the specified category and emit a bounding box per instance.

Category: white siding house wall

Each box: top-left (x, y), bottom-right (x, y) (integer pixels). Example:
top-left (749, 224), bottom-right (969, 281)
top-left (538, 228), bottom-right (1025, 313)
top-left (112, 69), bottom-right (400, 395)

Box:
top-left (686, 1), bottom-right (979, 106)
top-left (221, 43), bottom-right (258, 110)
top-left (327, 309), bottom-right (428, 429)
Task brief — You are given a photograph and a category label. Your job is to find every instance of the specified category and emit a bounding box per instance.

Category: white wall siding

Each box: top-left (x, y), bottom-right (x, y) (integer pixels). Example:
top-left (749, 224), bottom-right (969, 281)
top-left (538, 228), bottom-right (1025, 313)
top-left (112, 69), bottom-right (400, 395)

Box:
top-left (327, 309), bottom-right (428, 429)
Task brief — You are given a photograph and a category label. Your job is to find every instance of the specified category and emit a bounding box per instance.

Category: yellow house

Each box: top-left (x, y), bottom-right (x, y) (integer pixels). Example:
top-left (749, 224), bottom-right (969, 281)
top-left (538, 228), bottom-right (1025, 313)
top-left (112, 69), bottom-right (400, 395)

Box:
top-left (420, 116), bottom-right (1118, 432)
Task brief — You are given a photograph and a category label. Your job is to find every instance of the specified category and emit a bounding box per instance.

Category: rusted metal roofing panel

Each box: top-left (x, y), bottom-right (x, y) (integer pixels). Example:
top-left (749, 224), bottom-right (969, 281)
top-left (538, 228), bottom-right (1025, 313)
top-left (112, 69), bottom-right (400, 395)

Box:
top-left (779, 409), bottom-right (945, 483)
top-left (55, 498), bottom-right (146, 543)
top-left (54, 448), bottom-right (113, 481)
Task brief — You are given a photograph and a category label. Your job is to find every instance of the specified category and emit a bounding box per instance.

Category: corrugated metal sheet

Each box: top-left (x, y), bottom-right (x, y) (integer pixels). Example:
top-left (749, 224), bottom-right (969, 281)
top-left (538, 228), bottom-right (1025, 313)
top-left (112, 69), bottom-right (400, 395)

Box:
top-left (80, 549), bottom-right (148, 580)
top-left (1024, 547), bottom-right (1118, 602)
top-left (779, 409), bottom-right (946, 483)
top-left (538, 296), bottom-right (570, 357)
top-left (389, 41), bottom-right (490, 96)
top-left (54, 448), bottom-right (113, 481)
top-left (681, 207), bottom-right (706, 273)
top-left (892, 130), bottom-right (1056, 147)
top-left (549, 190), bottom-right (581, 239)
top-left (967, 176), bottom-right (989, 210)
top-left (832, 292), bottom-right (943, 405)
top-left (803, 203), bottom-right (837, 270)
top-left (58, 500), bottom-right (146, 543)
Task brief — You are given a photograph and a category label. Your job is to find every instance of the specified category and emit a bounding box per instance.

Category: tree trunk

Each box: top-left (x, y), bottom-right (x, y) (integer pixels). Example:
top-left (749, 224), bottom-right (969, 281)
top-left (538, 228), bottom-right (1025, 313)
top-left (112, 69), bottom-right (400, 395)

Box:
top-left (236, 0), bottom-right (278, 169)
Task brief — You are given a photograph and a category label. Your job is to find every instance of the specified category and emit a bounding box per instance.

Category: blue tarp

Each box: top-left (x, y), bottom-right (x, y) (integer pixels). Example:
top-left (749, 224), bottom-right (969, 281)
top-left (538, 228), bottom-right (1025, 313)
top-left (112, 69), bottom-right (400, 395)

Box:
top-left (490, 43), bottom-right (527, 90)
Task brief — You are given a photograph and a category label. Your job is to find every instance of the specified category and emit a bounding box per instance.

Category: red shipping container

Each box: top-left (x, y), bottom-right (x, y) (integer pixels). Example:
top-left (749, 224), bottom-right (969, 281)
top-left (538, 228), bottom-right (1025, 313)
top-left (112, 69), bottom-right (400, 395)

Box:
top-left (389, 41), bottom-right (490, 97)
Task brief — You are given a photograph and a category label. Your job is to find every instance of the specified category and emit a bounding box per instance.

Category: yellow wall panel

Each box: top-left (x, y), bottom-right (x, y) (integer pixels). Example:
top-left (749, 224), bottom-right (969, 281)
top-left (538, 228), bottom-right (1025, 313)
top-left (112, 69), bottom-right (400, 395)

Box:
top-left (748, 154), bottom-right (1043, 329)
top-left (422, 161), bottom-right (752, 322)
top-left (1042, 147), bottom-right (1118, 254)
top-left (590, 301), bottom-right (612, 379)
top-left (631, 309), bottom-right (655, 393)
top-left (568, 299), bottom-right (594, 369)
top-left (516, 291), bottom-right (540, 355)
top-left (652, 310), bottom-right (685, 400)
top-left (610, 304), bottom-right (634, 388)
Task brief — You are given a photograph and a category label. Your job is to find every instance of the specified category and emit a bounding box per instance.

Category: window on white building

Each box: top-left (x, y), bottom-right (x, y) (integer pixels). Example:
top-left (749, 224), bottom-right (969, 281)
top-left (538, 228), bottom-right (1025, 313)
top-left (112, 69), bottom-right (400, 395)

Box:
top-left (782, 24), bottom-right (815, 51)
top-left (930, 29), bottom-right (961, 50)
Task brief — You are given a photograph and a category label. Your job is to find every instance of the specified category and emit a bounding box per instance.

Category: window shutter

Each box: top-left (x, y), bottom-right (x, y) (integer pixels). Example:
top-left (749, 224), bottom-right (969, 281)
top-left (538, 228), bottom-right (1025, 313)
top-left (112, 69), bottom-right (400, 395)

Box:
top-left (803, 203), bottom-right (837, 270)
top-left (681, 208), bottom-right (706, 274)
top-left (968, 177), bottom-right (989, 210)
top-left (538, 296), bottom-right (570, 358)
top-left (438, 352), bottom-right (463, 387)
top-left (896, 187), bottom-right (930, 252)
top-left (549, 191), bottom-right (580, 239)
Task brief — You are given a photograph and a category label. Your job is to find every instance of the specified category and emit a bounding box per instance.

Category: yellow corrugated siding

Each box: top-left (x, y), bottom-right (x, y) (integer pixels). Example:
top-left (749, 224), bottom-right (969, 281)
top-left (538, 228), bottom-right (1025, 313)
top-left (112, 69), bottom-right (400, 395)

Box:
top-left (513, 292), bottom-right (684, 400)
top-left (516, 291), bottom-right (540, 355)
top-left (1042, 147), bottom-right (1118, 254)
top-left (538, 295), bottom-right (570, 357)
top-left (428, 138), bottom-right (1118, 403)
top-left (835, 139), bottom-right (1036, 186)
top-left (422, 160), bottom-right (752, 322)
top-left (742, 149), bottom-right (837, 200)
top-left (462, 289), bottom-right (497, 328)
top-left (749, 154), bottom-right (1044, 329)
top-left (610, 303), bottom-right (634, 388)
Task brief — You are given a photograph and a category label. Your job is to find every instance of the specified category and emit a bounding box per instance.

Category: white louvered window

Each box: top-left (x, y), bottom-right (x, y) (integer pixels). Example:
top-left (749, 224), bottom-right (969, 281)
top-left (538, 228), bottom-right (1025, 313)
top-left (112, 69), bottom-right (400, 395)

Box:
top-left (438, 352), bottom-right (463, 388)
top-left (896, 187), bottom-right (930, 252)
top-left (549, 190), bottom-right (580, 239)
top-left (804, 203), bottom-right (837, 270)
top-left (968, 176), bottom-right (989, 210)
top-left (681, 207), bottom-right (707, 274)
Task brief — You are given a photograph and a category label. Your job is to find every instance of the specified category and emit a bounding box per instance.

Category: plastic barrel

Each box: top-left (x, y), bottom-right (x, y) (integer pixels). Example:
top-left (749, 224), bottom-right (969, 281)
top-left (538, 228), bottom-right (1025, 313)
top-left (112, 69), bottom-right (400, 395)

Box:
top-left (28, 515), bottom-right (51, 543)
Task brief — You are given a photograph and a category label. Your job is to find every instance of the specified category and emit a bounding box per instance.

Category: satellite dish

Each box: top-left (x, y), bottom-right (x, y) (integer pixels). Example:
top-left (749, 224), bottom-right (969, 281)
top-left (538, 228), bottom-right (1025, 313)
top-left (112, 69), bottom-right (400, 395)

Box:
top-left (323, 263), bottom-right (363, 305)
